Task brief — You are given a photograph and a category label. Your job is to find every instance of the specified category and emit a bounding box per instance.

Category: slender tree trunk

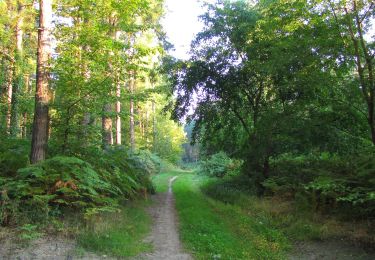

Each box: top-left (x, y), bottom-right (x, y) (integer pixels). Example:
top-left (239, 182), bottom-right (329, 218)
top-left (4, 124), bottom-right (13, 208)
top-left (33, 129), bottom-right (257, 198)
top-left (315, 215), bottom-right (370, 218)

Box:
top-left (115, 85), bottom-right (121, 145)
top-left (21, 74), bottom-right (30, 138)
top-left (112, 30), bottom-right (121, 145)
top-left (145, 108), bottom-right (149, 147)
top-left (81, 109), bottom-right (92, 147)
top-left (342, 3), bottom-right (375, 144)
top-left (138, 106), bottom-right (144, 139)
top-left (102, 103), bottom-right (113, 149)
top-left (10, 2), bottom-right (24, 137)
top-left (130, 72), bottom-right (135, 151)
top-left (80, 42), bottom-right (92, 146)
top-left (22, 111), bottom-right (27, 138)
top-left (5, 61), bottom-right (14, 133)
top-left (30, 0), bottom-right (53, 164)
top-left (151, 82), bottom-right (156, 150)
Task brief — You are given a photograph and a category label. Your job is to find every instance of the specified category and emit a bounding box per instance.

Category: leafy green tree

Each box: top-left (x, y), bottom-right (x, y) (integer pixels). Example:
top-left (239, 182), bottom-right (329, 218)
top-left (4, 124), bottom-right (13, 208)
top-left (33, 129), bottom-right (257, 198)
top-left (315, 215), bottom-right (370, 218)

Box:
top-left (169, 0), bottom-right (372, 187)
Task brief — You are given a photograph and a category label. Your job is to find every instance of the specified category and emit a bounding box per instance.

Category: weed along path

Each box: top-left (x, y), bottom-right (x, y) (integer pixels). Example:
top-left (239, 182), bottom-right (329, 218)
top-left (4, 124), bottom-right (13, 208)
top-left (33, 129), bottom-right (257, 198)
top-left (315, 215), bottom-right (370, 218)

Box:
top-left (138, 176), bottom-right (192, 260)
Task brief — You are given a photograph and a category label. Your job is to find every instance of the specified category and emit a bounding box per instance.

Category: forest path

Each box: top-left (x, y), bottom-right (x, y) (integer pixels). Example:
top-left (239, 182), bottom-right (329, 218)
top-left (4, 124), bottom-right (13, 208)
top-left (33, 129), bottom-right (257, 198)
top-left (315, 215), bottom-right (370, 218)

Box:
top-left (136, 176), bottom-right (192, 260)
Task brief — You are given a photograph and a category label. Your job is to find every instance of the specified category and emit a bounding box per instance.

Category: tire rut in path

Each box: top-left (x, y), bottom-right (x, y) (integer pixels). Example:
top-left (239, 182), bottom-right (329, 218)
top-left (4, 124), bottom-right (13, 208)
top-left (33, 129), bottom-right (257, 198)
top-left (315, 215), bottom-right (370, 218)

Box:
top-left (137, 176), bottom-right (192, 260)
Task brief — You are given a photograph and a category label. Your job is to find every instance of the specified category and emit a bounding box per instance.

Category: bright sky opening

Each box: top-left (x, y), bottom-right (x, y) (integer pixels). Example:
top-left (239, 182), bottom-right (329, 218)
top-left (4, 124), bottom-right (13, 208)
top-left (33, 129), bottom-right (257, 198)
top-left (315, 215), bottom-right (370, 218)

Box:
top-left (161, 0), bottom-right (212, 60)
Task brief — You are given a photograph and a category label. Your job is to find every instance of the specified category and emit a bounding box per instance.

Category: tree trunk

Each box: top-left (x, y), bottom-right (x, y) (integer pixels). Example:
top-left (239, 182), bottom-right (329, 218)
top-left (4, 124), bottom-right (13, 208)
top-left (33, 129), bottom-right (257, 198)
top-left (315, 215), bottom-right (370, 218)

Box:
top-left (113, 30), bottom-right (121, 145)
top-left (342, 3), bottom-right (375, 145)
top-left (130, 72), bottom-right (135, 151)
top-left (115, 96), bottom-right (121, 144)
top-left (139, 106), bottom-right (144, 139)
top-left (22, 111), bottom-right (27, 138)
top-left (5, 61), bottom-right (14, 133)
top-left (10, 2), bottom-right (24, 137)
top-left (102, 103), bottom-right (113, 149)
top-left (151, 82), bottom-right (156, 150)
top-left (115, 68), bottom-right (121, 145)
top-left (30, 0), bottom-right (53, 164)
top-left (21, 74), bottom-right (30, 138)
top-left (145, 108), bottom-right (149, 147)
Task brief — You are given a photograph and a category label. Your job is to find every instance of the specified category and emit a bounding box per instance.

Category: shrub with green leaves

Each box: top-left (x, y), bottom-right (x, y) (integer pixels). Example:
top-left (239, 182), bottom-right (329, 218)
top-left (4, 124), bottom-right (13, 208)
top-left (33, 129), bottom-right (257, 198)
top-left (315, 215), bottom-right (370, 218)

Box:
top-left (263, 150), bottom-right (375, 218)
top-left (0, 138), bottom-right (30, 177)
top-left (199, 152), bottom-right (241, 178)
top-left (81, 147), bottom-right (159, 196)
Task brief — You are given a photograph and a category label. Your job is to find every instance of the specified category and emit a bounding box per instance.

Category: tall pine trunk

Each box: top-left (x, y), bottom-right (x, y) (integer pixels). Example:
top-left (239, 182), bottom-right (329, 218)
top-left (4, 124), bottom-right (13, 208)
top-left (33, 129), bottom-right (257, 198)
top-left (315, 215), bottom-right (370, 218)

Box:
top-left (30, 0), bottom-right (52, 164)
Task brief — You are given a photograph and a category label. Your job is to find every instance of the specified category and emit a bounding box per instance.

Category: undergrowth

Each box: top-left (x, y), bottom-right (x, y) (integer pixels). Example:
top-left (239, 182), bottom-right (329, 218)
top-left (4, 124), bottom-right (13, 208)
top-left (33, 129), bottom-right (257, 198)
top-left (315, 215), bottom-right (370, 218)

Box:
top-left (77, 202), bottom-right (152, 257)
top-left (0, 140), bottom-right (161, 226)
top-left (202, 177), bottom-right (375, 246)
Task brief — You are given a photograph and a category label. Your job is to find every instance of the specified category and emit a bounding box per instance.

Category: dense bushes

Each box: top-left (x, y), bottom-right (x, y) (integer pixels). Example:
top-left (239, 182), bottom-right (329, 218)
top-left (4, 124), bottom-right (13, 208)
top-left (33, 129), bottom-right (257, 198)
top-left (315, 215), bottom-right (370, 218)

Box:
top-left (262, 150), bottom-right (375, 218)
top-left (199, 152), bottom-right (242, 178)
top-left (198, 148), bottom-right (375, 219)
top-left (0, 139), bottom-right (29, 177)
top-left (0, 141), bottom-right (162, 226)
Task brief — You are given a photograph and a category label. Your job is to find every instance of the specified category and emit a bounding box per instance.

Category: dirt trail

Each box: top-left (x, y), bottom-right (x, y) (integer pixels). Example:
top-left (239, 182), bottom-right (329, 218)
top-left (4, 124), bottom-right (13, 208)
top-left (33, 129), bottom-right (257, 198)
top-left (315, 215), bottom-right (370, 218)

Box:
top-left (137, 176), bottom-right (192, 260)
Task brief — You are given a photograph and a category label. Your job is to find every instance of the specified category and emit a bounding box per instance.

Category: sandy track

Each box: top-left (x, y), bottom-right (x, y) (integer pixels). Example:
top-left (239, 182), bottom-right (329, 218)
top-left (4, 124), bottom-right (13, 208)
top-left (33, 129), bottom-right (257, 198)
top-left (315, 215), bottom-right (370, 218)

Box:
top-left (136, 176), bottom-right (192, 260)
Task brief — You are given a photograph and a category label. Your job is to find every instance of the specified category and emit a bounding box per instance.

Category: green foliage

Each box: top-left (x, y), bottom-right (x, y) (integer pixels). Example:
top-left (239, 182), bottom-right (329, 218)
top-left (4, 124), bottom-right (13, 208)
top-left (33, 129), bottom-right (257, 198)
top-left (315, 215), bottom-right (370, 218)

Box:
top-left (128, 149), bottom-right (161, 176)
top-left (0, 139), bottom-right (30, 177)
top-left (201, 175), bottom-right (258, 205)
top-left (168, 0), bottom-right (375, 225)
top-left (81, 147), bottom-right (159, 196)
top-left (153, 113), bottom-right (186, 163)
top-left (0, 145), bottom-right (162, 225)
top-left (18, 224), bottom-right (42, 242)
top-left (199, 152), bottom-right (242, 178)
top-left (1, 156), bottom-right (116, 224)
top-left (263, 150), bottom-right (375, 218)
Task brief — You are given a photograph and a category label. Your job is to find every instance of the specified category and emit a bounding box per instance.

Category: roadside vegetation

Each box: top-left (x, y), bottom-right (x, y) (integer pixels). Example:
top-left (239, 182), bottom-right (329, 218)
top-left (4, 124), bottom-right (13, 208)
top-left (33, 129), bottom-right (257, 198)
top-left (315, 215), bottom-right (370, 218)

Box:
top-left (154, 169), bottom-right (374, 259)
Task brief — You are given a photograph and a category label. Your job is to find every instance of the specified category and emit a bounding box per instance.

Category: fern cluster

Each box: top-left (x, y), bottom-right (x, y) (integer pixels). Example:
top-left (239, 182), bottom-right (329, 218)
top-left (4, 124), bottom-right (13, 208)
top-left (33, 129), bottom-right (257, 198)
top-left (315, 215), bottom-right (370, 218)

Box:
top-left (0, 140), bottom-right (161, 225)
